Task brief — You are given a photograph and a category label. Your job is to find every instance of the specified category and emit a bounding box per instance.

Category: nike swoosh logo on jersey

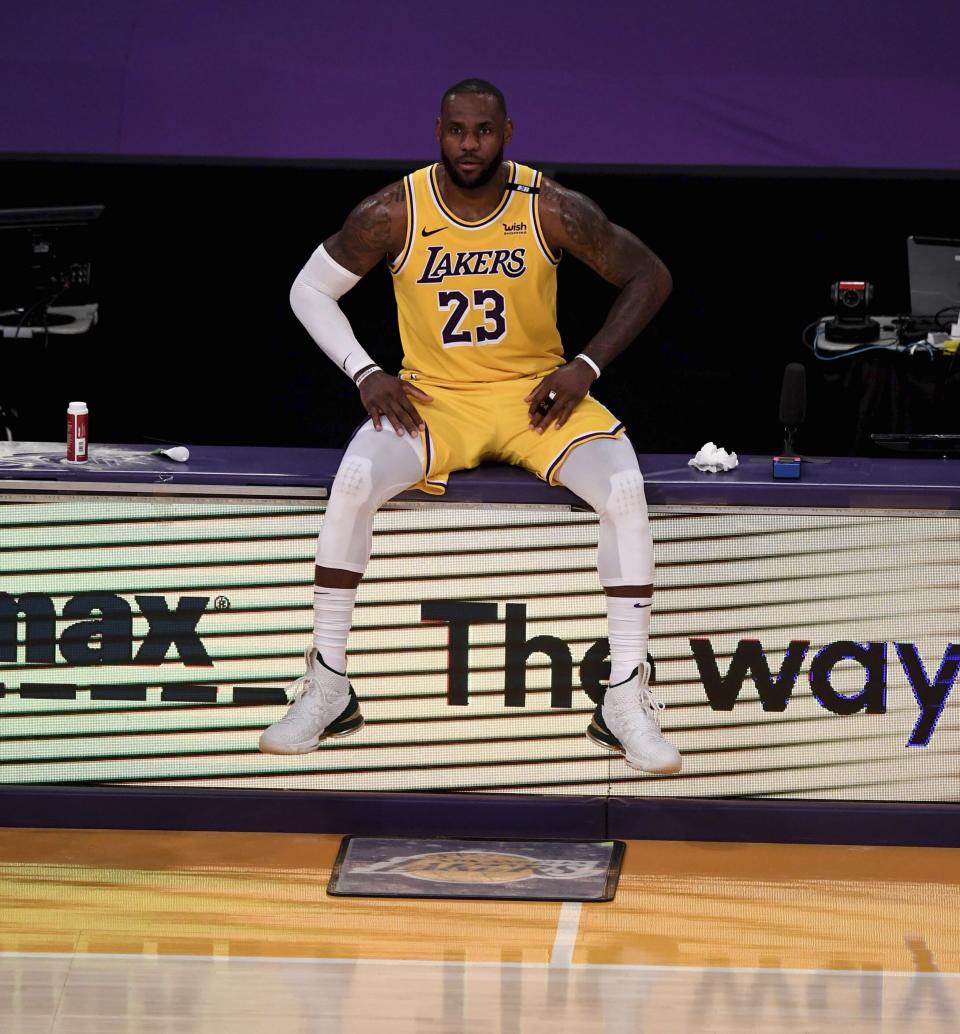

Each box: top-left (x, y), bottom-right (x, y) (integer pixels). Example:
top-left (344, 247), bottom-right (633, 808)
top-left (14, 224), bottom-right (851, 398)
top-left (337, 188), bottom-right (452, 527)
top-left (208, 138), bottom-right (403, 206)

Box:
top-left (421, 226), bottom-right (446, 237)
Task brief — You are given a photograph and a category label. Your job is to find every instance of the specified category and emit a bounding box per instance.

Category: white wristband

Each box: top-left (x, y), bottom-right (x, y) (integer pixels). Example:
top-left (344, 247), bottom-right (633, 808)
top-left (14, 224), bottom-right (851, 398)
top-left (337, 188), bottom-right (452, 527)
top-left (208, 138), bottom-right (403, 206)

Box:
top-left (354, 365), bottom-right (381, 388)
top-left (575, 353), bottom-right (602, 379)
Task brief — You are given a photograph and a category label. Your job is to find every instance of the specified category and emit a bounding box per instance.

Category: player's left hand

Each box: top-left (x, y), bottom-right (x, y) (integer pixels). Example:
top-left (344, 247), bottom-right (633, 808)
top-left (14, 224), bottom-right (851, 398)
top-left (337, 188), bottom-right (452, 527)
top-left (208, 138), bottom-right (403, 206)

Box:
top-left (525, 361), bottom-right (597, 434)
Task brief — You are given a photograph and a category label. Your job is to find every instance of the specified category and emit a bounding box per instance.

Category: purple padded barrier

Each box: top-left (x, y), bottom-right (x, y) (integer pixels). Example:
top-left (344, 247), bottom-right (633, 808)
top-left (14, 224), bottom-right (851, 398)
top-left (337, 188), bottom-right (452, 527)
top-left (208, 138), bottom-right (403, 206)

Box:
top-left (1, 788), bottom-right (958, 849)
top-left (0, 787), bottom-right (608, 841)
top-left (1, 1), bottom-right (959, 169)
top-left (606, 797), bottom-right (960, 849)
top-left (1, 443), bottom-right (959, 511)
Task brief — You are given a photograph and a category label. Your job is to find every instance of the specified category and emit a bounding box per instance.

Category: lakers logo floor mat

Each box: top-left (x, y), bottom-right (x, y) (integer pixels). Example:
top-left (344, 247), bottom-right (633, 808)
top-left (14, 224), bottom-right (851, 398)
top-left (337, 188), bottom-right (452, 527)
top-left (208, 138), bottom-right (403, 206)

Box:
top-left (327, 836), bottom-right (624, 901)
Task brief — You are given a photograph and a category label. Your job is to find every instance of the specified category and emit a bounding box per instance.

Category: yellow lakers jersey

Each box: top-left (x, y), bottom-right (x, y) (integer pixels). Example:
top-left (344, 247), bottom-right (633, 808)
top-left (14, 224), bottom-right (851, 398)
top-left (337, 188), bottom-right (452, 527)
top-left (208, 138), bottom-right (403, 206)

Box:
top-left (390, 161), bottom-right (562, 383)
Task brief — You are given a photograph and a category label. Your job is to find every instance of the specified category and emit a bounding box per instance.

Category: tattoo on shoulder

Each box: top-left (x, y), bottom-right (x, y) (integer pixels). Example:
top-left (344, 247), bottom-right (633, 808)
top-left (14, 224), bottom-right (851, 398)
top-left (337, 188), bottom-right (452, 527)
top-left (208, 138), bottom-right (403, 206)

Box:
top-left (561, 192), bottom-right (606, 251)
top-left (541, 178), bottom-right (605, 252)
top-left (540, 176), bottom-right (657, 286)
top-left (384, 181), bottom-right (405, 205)
top-left (329, 180), bottom-right (406, 270)
top-left (346, 192), bottom-right (397, 253)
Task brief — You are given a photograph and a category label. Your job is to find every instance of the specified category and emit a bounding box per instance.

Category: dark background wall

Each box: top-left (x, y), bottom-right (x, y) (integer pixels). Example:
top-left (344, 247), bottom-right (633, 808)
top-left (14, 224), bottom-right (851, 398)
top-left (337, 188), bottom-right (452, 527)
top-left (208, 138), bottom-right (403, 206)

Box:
top-left (2, 1), bottom-right (959, 458)
top-left (2, 156), bottom-right (959, 458)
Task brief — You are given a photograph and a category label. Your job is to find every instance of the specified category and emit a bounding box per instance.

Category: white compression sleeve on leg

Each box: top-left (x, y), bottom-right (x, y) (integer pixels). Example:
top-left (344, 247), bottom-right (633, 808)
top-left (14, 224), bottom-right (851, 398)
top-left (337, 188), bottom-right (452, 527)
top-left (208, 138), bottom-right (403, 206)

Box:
top-left (554, 435), bottom-right (654, 587)
top-left (289, 243), bottom-right (377, 381)
top-left (316, 423), bottom-right (424, 573)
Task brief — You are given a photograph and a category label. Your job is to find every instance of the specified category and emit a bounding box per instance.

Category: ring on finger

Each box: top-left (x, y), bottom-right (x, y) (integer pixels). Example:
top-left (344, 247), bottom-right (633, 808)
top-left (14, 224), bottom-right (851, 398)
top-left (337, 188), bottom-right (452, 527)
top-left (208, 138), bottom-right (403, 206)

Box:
top-left (536, 392), bottom-right (557, 417)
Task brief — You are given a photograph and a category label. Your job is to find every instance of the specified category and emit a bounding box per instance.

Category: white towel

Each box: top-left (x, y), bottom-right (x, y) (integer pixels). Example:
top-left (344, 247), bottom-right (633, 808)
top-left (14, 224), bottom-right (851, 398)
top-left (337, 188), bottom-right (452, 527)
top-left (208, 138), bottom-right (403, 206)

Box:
top-left (689, 441), bottom-right (738, 473)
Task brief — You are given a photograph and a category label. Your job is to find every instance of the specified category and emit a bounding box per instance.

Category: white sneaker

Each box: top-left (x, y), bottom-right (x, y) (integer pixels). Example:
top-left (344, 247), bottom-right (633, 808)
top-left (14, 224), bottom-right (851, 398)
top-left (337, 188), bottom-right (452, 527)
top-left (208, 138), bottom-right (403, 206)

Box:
top-left (586, 664), bottom-right (682, 774)
top-left (258, 648), bottom-right (363, 754)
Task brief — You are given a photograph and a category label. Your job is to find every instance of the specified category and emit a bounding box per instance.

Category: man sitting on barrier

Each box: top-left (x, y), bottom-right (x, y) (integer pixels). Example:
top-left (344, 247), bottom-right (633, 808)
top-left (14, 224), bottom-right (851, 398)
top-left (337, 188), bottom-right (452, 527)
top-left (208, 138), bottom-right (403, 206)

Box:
top-left (259, 78), bottom-right (680, 774)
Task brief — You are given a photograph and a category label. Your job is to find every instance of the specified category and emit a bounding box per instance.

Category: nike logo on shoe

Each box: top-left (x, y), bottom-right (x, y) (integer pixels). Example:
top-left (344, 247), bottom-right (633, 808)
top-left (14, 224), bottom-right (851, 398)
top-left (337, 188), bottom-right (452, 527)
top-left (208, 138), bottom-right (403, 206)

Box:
top-left (421, 226), bottom-right (446, 237)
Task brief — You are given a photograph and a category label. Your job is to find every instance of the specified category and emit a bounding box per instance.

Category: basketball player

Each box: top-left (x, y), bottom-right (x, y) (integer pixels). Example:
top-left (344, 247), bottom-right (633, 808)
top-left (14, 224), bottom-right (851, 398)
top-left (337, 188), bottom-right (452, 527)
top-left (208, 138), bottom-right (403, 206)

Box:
top-left (259, 79), bottom-right (680, 774)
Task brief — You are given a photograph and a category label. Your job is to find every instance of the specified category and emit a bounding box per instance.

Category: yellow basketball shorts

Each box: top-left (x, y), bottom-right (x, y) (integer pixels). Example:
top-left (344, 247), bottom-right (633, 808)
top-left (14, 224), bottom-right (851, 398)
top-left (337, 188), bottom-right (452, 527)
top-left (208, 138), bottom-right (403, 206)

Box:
top-left (398, 372), bottom-right (625, 495)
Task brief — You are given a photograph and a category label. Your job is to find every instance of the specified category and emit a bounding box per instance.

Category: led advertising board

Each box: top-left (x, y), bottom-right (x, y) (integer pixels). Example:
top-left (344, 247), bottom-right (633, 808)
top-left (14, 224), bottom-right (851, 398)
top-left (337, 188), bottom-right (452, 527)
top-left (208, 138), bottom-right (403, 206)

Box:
top-left (1, 494), bottom-right (957, 799)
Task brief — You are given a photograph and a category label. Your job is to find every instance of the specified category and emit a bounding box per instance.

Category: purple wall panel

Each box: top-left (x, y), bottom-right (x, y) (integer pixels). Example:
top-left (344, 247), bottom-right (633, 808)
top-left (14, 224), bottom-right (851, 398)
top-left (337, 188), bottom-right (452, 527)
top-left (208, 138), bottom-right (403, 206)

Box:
top-left (2, 0), bottom-right (959, 168)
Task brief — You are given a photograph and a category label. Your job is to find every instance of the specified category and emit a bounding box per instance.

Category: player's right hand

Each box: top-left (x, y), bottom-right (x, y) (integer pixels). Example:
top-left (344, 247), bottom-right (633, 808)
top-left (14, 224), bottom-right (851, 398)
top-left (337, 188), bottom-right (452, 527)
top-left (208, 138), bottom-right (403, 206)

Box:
top-left (359, 372), bottom-right (432, 437)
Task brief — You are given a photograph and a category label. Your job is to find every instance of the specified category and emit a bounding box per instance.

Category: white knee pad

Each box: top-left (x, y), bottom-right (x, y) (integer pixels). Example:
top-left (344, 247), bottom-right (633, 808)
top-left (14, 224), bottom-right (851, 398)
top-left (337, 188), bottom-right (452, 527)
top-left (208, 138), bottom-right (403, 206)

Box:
top-left (555, 436), bottom-right (654, 587)
top-left (316, 426), bottom-right (423, 573)
top-left (600, 468), bottom-right (653, 585)
top-left (605, 469), bottom-right (647, 518)
top-left (331, 455), bottom-right (373, 506)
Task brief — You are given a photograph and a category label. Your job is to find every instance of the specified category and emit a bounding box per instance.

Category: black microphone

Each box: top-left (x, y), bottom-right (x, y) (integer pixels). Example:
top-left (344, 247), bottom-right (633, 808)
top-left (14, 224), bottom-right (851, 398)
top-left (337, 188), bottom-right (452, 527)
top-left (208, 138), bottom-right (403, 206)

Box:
top-left (779, 363), bottom-right (806, 454)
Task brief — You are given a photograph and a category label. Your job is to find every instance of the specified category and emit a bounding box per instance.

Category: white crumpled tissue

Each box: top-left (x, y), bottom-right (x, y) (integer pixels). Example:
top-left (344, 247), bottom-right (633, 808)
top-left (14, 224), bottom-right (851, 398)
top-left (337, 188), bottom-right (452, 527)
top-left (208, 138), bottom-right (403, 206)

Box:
top-left (688, 442), bottom-right (738, 473)
top-left (150, 446), bottom-right (190, 463)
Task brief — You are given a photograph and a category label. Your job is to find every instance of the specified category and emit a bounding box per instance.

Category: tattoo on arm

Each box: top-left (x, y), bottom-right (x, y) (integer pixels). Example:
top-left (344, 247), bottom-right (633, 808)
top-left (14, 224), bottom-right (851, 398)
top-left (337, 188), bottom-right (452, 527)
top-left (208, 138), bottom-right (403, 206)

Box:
top-left (539, 177), bottom-right (673, 369)
top-left (324, 181), bottom-right (406, 276)
top-left (546, 180), bottom-right (661, 287)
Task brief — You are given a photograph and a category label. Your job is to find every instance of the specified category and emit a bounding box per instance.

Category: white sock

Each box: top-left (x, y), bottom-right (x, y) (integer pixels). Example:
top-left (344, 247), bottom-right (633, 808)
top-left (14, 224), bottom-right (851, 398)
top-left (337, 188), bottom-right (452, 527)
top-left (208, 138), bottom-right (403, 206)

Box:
top-left (312, 586), bottom-right (356, 674)
top-left (606, 594), bottom-right (651, 687)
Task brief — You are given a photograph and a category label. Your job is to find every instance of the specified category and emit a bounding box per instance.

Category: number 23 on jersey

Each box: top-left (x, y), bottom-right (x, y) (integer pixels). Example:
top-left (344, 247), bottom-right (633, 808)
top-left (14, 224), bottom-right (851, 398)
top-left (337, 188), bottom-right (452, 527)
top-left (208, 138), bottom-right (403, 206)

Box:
top-left (438, 289), bottom-right (507, 348)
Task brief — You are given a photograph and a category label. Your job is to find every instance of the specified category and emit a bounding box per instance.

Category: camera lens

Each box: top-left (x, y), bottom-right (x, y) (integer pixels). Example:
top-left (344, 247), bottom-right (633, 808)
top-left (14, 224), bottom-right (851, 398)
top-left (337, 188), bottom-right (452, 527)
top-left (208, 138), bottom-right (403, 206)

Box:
top-left (840, 289), bottom-right (862, 307)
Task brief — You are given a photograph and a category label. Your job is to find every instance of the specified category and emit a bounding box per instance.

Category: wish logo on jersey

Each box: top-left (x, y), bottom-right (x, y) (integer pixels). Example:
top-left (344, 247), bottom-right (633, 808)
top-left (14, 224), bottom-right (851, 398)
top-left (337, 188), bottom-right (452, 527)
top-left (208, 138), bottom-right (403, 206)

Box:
top-left (416, 245), bottom-right (527, 284)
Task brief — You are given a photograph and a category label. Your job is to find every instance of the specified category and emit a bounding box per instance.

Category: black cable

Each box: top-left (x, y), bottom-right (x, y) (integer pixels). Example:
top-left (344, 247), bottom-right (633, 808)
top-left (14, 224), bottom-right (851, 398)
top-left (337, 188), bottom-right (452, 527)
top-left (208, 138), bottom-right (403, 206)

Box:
top-left (12, 283), bottom-right (67, 338)
top-left (11, 299), bottom-right (43, 338)
top-left (800, 319), bottom-right (823, 351)
top-left (932, 306), bottom-right (960, 332)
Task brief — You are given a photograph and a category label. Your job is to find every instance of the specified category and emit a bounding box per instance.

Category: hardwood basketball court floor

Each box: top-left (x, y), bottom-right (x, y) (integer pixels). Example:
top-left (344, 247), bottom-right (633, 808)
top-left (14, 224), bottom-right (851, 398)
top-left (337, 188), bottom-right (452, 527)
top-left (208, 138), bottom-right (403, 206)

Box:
top-left (2, 828), bottom-right (958, 1032)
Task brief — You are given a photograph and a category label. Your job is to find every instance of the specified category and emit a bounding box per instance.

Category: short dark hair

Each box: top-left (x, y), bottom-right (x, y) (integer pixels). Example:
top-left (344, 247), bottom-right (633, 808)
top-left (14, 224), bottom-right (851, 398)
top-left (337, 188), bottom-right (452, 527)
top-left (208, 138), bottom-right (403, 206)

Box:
top-left (440, 78), bottom-right (507, 117)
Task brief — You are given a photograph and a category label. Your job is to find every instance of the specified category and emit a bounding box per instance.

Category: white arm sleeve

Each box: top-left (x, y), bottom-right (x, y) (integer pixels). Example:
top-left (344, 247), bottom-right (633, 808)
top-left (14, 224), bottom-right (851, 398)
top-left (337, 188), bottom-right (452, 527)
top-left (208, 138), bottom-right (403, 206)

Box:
top-left (289, 243), bottom-right (377, 381)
